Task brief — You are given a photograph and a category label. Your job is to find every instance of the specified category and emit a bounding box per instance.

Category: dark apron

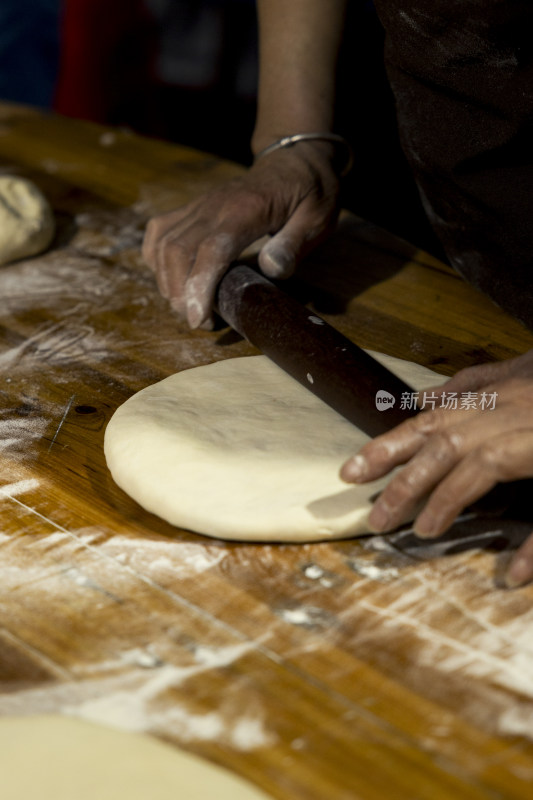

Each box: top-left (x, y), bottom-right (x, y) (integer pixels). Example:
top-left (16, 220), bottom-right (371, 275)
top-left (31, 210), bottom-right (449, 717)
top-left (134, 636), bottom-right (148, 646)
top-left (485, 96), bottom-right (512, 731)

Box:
top-left (373, 0), bottom-right (533, 329)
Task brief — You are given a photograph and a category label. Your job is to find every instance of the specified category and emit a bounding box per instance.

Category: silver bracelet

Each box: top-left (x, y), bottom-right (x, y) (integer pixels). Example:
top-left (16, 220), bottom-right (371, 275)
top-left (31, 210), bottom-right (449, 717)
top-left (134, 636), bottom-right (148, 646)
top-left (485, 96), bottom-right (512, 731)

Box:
top-left (254, 132), bottom-right (354, 177)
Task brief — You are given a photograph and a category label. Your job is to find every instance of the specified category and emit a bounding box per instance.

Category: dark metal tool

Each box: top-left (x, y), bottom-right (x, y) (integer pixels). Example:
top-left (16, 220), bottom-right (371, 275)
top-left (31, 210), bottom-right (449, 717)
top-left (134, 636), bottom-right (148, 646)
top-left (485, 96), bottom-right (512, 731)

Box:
top-left (216, 264), bottom-right (417, 438)
top-left (387, 512), bottom-right (533, 562)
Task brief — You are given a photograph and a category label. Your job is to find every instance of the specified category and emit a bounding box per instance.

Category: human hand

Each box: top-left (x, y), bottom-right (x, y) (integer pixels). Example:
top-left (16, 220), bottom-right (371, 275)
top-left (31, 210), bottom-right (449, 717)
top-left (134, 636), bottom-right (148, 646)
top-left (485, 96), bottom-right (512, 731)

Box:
top-left (340, 350), bottom-right (533, 588)
top-left (142, 142), bottom-right (341, 329)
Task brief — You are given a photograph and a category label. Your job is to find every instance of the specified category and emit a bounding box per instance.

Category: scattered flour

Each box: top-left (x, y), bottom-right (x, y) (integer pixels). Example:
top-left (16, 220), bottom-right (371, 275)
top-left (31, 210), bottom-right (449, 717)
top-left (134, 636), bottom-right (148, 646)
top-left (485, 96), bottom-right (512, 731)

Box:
top-left (0, 639), bottom-right (276, 750)
top-left (350, 561), bottom-right (400, 581)
top-left (0, 478), bottom-right (39, 498)
top-left (278, 607), bottom-right (331, 629)
top-left (303, 564), bottom-right (324, 580)
top-left (99, 535), bottom-right (228, 578)
top-left (498, 707), bottom-right (533, 738)
top-left (61, 642), bottom-right (276, 749)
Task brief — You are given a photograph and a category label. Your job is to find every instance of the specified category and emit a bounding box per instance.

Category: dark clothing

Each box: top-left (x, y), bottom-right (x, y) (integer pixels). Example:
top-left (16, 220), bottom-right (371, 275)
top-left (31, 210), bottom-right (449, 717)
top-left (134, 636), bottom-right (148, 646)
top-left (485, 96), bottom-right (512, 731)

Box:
top-left (373, 0), bottom-right (533, 329)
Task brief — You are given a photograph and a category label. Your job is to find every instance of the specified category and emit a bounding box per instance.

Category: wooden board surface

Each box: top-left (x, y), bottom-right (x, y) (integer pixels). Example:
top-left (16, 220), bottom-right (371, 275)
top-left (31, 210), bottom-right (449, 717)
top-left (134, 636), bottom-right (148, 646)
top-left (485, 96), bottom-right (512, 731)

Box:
top-left (1, 101), bottom-right (533, 799)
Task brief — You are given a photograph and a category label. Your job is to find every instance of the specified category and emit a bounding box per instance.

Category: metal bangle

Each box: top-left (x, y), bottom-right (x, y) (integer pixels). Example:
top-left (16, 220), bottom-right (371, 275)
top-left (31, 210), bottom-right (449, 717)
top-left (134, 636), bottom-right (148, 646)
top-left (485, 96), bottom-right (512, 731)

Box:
top-left (254, 132), bottom-right (354, 177)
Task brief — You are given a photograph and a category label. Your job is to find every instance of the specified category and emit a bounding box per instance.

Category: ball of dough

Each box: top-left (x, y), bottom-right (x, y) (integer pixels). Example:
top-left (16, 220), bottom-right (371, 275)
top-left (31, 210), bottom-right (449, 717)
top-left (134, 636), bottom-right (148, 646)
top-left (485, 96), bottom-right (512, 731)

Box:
top-left (0, 176), bottom-right (55, 266)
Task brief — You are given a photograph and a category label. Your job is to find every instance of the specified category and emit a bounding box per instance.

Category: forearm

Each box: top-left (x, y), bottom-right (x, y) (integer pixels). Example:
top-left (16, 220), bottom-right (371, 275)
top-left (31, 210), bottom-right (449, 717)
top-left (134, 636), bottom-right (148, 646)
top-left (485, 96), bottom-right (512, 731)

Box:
top-left (252, 0), bottom-right (348, 153)
top-left (143, 1), bottom-right (347, 327)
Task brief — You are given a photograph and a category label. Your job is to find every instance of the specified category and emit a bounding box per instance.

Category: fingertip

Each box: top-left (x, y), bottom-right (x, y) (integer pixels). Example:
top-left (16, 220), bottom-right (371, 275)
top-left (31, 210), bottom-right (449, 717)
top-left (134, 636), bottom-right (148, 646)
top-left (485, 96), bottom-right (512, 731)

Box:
top-left (198, 316), bottom-right (215, 332)
top-left (185, 299), bottom-right (215, 330)
top-left (367, 502), bottom-right (392, 533)
top-left (184, 273), bottom-right (210, 329)
top-left (258, 244), bottom-right (295, 280)
top-left (185, 290), bottom-right (205, 329)
top-left (413, 511), bottom-right (439, 539)
top-left (340, 454), bottom-right (367, 483)
top-left (505, 556), bottom-right (532, 589)
top-left (186, 304), bottom-right (203, 330)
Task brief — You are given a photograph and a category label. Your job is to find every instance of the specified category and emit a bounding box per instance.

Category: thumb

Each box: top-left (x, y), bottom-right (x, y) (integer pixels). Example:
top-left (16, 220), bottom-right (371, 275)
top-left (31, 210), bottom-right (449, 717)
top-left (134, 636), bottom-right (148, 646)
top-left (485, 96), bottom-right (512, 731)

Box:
top-left (258, 201), bottom-right (327, 280)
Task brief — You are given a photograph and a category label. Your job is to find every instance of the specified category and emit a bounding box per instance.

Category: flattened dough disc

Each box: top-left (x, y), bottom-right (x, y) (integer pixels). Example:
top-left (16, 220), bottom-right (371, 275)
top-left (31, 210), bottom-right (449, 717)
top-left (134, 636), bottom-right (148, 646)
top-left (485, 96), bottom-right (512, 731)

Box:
top-left (0, 715), bottom-right (271, 800)
top-left (104, 352), bottom-right (446, 541)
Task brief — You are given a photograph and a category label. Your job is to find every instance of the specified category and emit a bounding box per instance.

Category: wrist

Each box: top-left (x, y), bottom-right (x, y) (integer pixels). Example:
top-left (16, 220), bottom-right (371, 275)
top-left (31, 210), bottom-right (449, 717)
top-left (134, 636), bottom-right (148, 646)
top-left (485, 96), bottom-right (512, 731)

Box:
top-left (253, 132), bottom-right (354, 178)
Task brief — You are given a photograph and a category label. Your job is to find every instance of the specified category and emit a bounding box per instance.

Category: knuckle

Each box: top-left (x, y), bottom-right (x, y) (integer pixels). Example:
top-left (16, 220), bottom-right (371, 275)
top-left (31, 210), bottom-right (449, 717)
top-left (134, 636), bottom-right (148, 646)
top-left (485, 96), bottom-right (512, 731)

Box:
top-left (412, 412), bottom-right (440, 438)
top-left (161, 237), bottom-right (194, 271)
top-left (431, 430), bottom-right (463, 462)
top-left (143, 217), bottom-right (174, 265)
top-left (454, 365), bottom-right (478, 382)
top-left (430, 483), bottom-right (460, 512)
top-left (514, 350), bottom-right (533, 378)
top-left (387, 469), bottom-right (419, 503)
top-left (443, 365), bottom-right (482, 393)
top-left (213, 183), bottom-right (263, 218)
top-left (477, 441), bottom-right (508, 474)
top-left (144, 215), bottom-right (165, 241)
top-left (198, 232), bottom-right (235, 261)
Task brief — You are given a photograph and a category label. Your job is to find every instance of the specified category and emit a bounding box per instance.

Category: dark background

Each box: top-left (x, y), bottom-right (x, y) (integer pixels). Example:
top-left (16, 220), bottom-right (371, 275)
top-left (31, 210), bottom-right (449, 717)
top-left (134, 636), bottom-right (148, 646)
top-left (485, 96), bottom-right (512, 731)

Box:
top-left (0, 0), bottom-right (435, 250)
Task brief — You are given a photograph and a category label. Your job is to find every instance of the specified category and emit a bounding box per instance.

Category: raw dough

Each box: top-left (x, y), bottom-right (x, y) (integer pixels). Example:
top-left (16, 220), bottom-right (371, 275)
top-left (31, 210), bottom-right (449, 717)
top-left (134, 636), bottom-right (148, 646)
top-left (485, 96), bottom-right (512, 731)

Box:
top-left (0, 715), bottom-right (270, 800)
top-left (0, 176), bottom-right (55, 266)
top-left (105, 352), bottom-right (446, 542)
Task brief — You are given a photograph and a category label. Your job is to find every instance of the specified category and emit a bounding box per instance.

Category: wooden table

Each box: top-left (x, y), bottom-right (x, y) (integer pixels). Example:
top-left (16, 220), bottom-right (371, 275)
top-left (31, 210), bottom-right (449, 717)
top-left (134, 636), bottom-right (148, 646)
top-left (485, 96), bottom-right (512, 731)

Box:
top-left (1, 100), bottom-right (533, 799)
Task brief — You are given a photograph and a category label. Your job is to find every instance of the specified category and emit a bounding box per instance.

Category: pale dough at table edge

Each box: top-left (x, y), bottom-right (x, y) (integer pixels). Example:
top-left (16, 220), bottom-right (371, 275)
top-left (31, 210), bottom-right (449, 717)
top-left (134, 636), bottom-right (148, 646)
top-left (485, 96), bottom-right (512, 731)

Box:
top-left (0, 176), bottom-right (55, 266)
top-left (0, 715), bottom-right (270, 800)
top-left (104, 352), bottom-right (447, 542)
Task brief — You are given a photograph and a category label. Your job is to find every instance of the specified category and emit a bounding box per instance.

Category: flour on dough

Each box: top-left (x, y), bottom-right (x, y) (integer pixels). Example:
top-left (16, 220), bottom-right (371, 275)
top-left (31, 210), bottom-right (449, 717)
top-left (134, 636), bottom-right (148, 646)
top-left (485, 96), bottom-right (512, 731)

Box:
top-left (105, 352), bottom-right (446, 542)
top-left (0, 715), bottom-right (270, 800)
top-left (0, 176), bottom-right (55, 266)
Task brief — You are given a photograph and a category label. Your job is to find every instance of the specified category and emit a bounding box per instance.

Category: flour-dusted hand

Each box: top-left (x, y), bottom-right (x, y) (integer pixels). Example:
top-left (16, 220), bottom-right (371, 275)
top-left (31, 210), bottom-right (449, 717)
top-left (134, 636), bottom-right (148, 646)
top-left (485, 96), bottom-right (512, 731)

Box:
top-left (143, 0), bottom-right (349, 328)
top-left (340, 350), bottom-right (533, 588)
top-left (142, 143), bottom-right (341, 329)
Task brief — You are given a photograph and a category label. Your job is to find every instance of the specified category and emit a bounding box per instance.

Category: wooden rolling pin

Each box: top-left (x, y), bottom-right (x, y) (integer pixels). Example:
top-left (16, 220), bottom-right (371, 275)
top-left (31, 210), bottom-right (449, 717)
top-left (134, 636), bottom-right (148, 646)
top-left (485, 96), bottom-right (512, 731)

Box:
top-left (216, 265), bottom-right (417, 437)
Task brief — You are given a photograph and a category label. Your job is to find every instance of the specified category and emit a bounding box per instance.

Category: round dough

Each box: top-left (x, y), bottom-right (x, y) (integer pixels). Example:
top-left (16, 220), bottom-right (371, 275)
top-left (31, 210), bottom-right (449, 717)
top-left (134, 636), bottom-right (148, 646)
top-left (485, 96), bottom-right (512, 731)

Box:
top-left (0, 176), bottom-right (55, 266)
top-left (0, 715), bottom-right (270, 800)
top-left (105, 352), bottom-right (445, 542)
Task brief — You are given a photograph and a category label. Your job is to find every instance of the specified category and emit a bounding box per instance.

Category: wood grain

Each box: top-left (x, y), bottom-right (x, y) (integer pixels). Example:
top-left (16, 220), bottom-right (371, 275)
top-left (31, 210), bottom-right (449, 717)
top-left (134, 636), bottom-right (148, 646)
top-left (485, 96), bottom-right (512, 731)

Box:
top-left (1, 100), bottom-right (533, 799)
